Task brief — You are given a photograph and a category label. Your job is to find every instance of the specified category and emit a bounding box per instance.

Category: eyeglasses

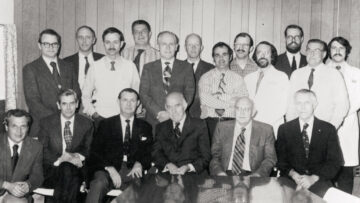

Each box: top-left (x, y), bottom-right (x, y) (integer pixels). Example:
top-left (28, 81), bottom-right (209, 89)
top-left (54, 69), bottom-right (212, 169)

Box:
top-left (41, 42), bottom-right (59, 48)
top-left (286, 35), bottom-right (301, 41)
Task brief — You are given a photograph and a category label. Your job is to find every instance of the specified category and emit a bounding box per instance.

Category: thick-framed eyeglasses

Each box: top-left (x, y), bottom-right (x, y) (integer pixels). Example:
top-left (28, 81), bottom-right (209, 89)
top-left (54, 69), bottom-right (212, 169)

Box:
top-left (41, 42), bottom-right (59, 48)
top-left (286, 35), bottom-right (301, 41)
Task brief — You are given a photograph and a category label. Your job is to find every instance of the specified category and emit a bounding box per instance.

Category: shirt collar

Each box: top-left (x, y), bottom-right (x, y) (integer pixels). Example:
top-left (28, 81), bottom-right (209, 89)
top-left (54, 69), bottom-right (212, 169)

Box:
top-left (42, 55), bottom-right (58, 66)
top-left (60, 114), bottom-right (75, 127)
top-left (286, 51), bottom-right (301, 58)
top-left (120, 114), bottom-right (134, 124)
top-left (236, 120), bottom-right (253, 131)
top-left (299, 116), bottom-right (314, 129)
top-left (161, 58), bottom-right (175, 68)
top-left (8, 137), bottom-right (23, 152)
top-left (79, 52), bottom-right (94, 60)
top-left (173, 114), bottom-right (186, 131)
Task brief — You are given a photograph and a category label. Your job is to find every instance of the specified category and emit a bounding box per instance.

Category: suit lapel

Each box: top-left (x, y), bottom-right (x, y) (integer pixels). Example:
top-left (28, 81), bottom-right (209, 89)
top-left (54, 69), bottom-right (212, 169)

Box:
top-left (74, 53), bottom-right (79, 78)
top-left (115, 116), bottom-right (123, 144)
top-left (130, 118), bottom-right (141, 154)
top-left (58, 59), bottom-right (68, 87)
top-left (170, 60), bottom-right (180, 87)
top-left (294, 118), bottom-right (309, 161)
top-left (194, 61), bottom-right (203, 80)
top-left (224, 121), bottom-right (236, 168)
top-left (53, 115), bottom-right (63, 152)
top-left (70, 115), bottom-right (82, 151)
top-left (154, 60), bottom-right (165, 89)
top-left (308, 118), bottom-right (321, 159)
top-left (37, 57), bottom-right (59, 90)
top-left (299, 54), bottom-right (307, 68)
top-left (249, 121), bottom-right (260, 170)
top-left (3, 137), bottom-right (12, 178)
top-left (177, 116), bottom-right (191, 146)
top-left (12, 138), bottom-right (32, 181)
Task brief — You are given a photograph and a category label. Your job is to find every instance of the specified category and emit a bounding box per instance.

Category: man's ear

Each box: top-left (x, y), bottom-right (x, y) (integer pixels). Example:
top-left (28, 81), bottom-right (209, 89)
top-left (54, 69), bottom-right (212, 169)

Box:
top-left (56, 102), bottom-right (61, 110)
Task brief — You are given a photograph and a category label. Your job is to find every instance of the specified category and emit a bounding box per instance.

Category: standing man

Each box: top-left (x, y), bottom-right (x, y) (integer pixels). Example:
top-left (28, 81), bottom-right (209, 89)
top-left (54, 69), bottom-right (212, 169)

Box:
top-left (140, 31), bottom-right (195, 128)
top-left (0, 109), bottom-right (43, 203)
top-left (23, 29), bottom-right (81, 137)
top-left (64, 25), bottom-right (104, 89)
top-left (327, 37), bottom-right (360, 194)
top-left (184, 33), bottom-right (214, 118)
top-left (244, 41), bottom-right (289, 136)
top-left (199, 42), bottom-right (248, 140)
top-left (82, 27), bottom-right (140, 127)
top-left (287, 39), bottom-right (349, 129)
top-left (275, 24), bottom-right (307, 78)
top-left (230, 32), bottom-right (258, 78)
top-left (86, 88), bottom-right (153, 203)
top-left (38, 89), bottom-right (93, 202)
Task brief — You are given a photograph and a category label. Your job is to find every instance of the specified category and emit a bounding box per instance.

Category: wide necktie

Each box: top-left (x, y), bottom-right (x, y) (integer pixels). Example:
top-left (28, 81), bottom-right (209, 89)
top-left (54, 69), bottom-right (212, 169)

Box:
top-left (133, 49), bottom-right (145, 73)
top-left (291, 56), bottom-right (297, 72)
top-left (232, 127), bottom-right (246, 175)
top-left (110, 61), bottom-right (115, 71)
top-left (84, 56), bottom-right (90, 74)
top-left (50, 61), bottom-right (62, 89)
top-left (218, 73), bottom-right (226, 94)
top-left (163, 62), bottom-right (172, 94)
top-left (255, 70), bottom-right (264, 95)
top-left (12, 144), bottom-right (19, 172)
top-left (174, 122), bottom-right (181, 139)
top-left (301, 123), bottom-right (310, 158)
top-left (307, 68), bottom-right (315, 90)
top-left (124, 119), bottom-right (131, 156)
top-left (64, 121), bottom-right (72, 151)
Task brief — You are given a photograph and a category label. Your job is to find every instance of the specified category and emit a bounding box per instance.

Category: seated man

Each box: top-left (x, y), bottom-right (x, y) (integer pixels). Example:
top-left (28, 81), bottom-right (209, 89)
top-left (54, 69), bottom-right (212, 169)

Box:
top-left (86, 88), bottom-right (153, 203)
top-left (0, 109), bottom-right (43, 203)
top-left (152, 92), bottom-right (211, 175)
top-left (276, 89), bottom-right (343, 194)
top-left (210, 97), bottom-right (277, 177)
top-left (38, 89), bottom-right (94, 202)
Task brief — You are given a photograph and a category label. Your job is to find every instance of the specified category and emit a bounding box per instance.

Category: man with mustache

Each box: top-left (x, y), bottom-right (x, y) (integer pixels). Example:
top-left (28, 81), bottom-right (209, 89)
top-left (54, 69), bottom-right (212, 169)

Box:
top-left (244, 41), bottom-right (289, 137)
top-left (327, 37), bottom-right (360, 194)
top-left (275, 24), bottom-right (307, 78)
top-left (230, 33), bottom-right (258, 78)
top-left (82, 27), bottom-right (140, 128)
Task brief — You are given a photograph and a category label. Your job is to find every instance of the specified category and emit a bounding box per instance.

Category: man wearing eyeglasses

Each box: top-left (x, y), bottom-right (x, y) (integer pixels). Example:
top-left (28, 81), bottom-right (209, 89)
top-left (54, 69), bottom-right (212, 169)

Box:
top-left (286, 39), bottom-right (349, 130)
top-left (23, 29), bottom-right (81, 137)
top-left (275, 24), bottom-right (307, 78)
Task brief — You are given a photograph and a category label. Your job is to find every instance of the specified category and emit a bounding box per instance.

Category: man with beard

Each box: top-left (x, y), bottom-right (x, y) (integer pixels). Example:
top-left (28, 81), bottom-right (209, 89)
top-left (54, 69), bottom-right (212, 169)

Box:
top-left (275, 24), bottom-right (307, 78)
top-left (230, 32), bottom-right (258, 78)
top-left (244, 41), bottom-right (289, 137)
top-left (327, 37), bottom-right (360, 194)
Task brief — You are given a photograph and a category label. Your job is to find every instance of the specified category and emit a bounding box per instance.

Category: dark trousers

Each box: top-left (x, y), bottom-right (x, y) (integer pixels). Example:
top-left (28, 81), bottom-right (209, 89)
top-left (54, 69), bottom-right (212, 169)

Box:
top-left (336, 166), bottom-right (355, 194)
top-left (206, 117), bottom-right (235, 143)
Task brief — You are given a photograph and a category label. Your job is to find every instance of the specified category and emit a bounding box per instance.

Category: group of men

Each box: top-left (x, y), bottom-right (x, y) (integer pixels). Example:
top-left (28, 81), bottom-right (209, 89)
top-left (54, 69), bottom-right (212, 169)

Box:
top-left (0, 19), bottom-right (359, 202)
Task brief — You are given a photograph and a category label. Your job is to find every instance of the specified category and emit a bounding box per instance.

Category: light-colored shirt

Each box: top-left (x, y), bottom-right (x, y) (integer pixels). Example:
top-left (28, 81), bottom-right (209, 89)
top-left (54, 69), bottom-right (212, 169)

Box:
top-left (120, 115), bottom-right (134, 142)
top-left (172, 115), bottom-right (186, 131)
top-left (228, 121), bottom-right (252, 171)
top-left (230, 58), bottom-right (258, 78)
top-left (78, 52), bottom-right (95, 89)
top-left (199, 68), bottom-right (248, 118)
top-left (8, 137), bottom-right (23, 156)
top-left (328, 60), bottom-right (360, 166)
top-left (82, 56), bottom-right (140, 118)
top-left (286, 51), bottom-right (301, 69)
top-left (287, 63), bottom-right (349, 129)
top-left (299, 116), bottom-right (314, 142)
top-left (244, 66), bottom-right (289, 137)
top-left (122, 45), bottom-right (160, 76)
top-left (42, 56), bottom-right (59, 74)
top-left (187, 58), bottom-right (200, 73)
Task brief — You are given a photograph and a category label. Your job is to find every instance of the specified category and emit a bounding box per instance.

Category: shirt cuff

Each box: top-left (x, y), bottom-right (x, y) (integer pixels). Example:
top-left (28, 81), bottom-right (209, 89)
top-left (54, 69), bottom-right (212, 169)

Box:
top-left (188, 164), bottom-right (196, 172)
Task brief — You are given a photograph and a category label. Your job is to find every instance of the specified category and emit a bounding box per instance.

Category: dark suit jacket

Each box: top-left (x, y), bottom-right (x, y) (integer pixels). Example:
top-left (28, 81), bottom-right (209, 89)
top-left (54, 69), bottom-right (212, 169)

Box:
top-left (276, 117), bottom-right (343, 181)
top-left (63, 52), bottom-right (104, 80)
top-left (209, 120), bottom-right (277, 177)
top-left (152, 116), bottom-right (211, 173)
top-left (0, 134), bottom-right (43, 194)
top-left (88, 115), bottom-right (153, 176)
top-left (140, 59), bottom-right (195, 127)
top-left (23, 57), bottom-right (81, 136)
top-left (275, 53), bottom-right (307, 78)
top-left (185, 60), bottom-right (214, 118)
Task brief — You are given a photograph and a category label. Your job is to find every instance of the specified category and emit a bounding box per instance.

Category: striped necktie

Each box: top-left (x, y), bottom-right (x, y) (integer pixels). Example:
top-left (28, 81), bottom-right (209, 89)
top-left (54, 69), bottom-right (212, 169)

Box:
top-left (232, 127), bottom-right (246, 175)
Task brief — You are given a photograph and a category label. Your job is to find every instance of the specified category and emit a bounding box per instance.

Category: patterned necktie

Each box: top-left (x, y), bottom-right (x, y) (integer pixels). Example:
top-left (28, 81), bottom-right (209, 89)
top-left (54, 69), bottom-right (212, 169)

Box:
top-left (110, 61), bottom-right (115, 71)
top-left (12, 144), bottom-right (19, 172)
top-left (174, 122), bottom-right (181, 138)
top-left (133, 49), bottom-right (145, 73)
top-left (84, 56), bottom-right (90, 74)
top-left (64, 121), bottom-right (72, 151)
top-left (255, 70), bottom-right (264, 95)
top-left (218, 73), bottom-right (226, 94)
top-left (232, 127), bottom-right (246, 175)
top-left (301, 123), bottom-right (310, 158)
top-left (124, 119), bottom-right (131, 155)
top-left (163, 62), bottom-right (172, 94)
top-left (291, 56), bottom-right (297, 72)
top-left (307, 68), bottom-right (315, 90)
top-left (50, 61), bottom-right (62, 89)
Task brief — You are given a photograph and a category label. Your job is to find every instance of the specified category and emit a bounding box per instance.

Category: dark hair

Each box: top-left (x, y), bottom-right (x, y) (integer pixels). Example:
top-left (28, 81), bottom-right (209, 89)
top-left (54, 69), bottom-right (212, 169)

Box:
top-left (76, 25), bottom-right (96, 38)
top-left (38, 29), bottom-right (61, 44)
top-left (284, 24), bottom-right (304, 38)
top-left (57, 89), bottom-right (78, 103)
top-left (212, 42), bottom-right (233, 61)
top-left (4, 109), bottom-right (32, 127)
top-left (307, 39), bottom-right (328, 62)
top-left (157, 31), bottom-right (179, 44)
top-left (132, 20), bottom-right (151, 32)
top-left (252, 41), bottom-right (278, 66)
top-left (234, 32), bottom-right (254, 47)
top-left (118, 88), bottom-right (140, 101)
top-left (102, 27), bottom-right (124, 41)
top-left (328, 36), bottom-right (352, 60)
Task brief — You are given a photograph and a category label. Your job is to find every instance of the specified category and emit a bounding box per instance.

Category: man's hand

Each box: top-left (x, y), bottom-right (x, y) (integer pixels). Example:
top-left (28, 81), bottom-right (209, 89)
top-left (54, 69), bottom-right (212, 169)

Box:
top-left (157, 111), bottom-right (170, 122)
top-left (16, 182), bottom-right (29, 194)
top-left (127, 162), bottom-right (143, 178)
top-left (289, 170), bottom-right (302, 185)
top-left (298, 175), bottom-right (319, 189)
top-left (176, 165), bottom-right (190, 175)
top-left (165, 163), bottom-right (179, 174)
top-left (55, 152), bottom-right (83, 168)
top-left (106, 166), bottom-right (122, 188)
top-left (3, 182), bottom-right (27, 197)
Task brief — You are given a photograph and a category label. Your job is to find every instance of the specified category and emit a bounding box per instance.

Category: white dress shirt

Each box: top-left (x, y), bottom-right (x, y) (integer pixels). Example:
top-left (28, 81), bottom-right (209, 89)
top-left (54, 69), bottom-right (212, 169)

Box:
top-left (42, 56), bottom-right (60, 74)
top-left (8, 137), bottom-right (23, 156)
top-left (78, 52), bottom-right (95, 89)
top-left (187, 58), bottom-right (200, 73)
top-left (286, 51), bottom-right (301, 69)
top-left (299, 116), bottom-right (314, 143)
top-left (120, 115), bottom-right (134, 142)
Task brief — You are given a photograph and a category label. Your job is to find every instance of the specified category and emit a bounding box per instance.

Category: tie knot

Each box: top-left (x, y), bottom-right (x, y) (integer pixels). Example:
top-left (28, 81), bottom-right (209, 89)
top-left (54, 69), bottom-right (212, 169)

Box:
top-left (138, 49), bottom-right (145, 54)
top-left (111, 61), bottom-right (115, 65)
top-left (50, 61), bottom-right (57, 69)
top-left (65, 121), bottom-right (71, 126)
top-left (175, 122), bottom-right (180, 128)
top-left (241, 127), bottom-right (246, 134)
top-left (13, 144), bottom-right (19, 152)
top-left (310, 68), bottom-right (315, 73)
top-left (303, 123), bottom-right (309, 130)
top-left (126, 119), bottom-right (130, 124)
top-left (165, 62), bottom-right (170, 66)
top-left (336, 65), bottom-right (341, 70)
top-left (85, 56), bottom-right (88, 60)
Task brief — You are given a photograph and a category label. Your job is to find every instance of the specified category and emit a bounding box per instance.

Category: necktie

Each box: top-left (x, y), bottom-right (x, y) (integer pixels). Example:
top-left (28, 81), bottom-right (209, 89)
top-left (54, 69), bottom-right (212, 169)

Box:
top-left (50, 61), bottom-right (62, 89)
top-left (64, 121), bottom-right (72, 151)
top-left (307, 68), bottom-right (315, 90)
top-left (232, 127), bottom-right (246, 175)
top-left (110, 61), bottom-right (115, 71)
top-left (218, 73), bottom-right (226, 94)
top-left (336, 65), bottom-right (341, 70)
top-left (174, 122), bottom-right (181, 138)
top-left (191, 63), bottom-right (195, 72)
top-left (163, 62), bottom-right (172, 94)
top-left (291, 56), bottom-right (297, 72)
top-left (124, 119), bottom-right (131, 156)
top-left (84, 56), bottom-right (90, 74)
top-left (301, 123), bottom-right (310, 158)
top-left (255, 70), bottom-right (264, 95)
top-left (133, 49), bottom-right (145, 73)
top-left (12, 144), bottom-right (19, 172)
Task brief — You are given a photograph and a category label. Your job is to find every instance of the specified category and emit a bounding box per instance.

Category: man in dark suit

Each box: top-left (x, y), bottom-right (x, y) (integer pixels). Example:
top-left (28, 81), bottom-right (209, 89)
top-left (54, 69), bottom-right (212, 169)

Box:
top-left (23, 29), bottom-right (81, 137)
top-left (0, 109), bottom-right (43, 203)
top-left (38, 89), bottom-right (93, 202)
top-left (152, 92), bottom-right (211, 175)
top-left (64, 25), bottom-right (104, 90)
top-left (210, 97), bottom-right (277, 177)
top-left (276, 89), bottom-right (342, 195)
top-left (184, 33), bottom-right (214, 118)
top-left (275, 24), bottom-right (307, 78)
top-left (140, 31), bottom-right (195, 129)
top-left (86, 88), bottom-right (153, 203)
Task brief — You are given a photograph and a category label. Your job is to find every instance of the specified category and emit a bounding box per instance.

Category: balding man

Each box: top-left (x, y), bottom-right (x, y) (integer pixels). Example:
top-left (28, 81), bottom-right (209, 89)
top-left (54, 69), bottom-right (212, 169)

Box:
top-left (210, 97), bottom-right (277, 177)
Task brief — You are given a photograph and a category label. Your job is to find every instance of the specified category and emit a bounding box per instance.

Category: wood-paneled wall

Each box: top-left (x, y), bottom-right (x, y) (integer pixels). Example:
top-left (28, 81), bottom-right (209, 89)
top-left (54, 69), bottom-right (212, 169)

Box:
top-left (14, 0), bottom-right (360, 108)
